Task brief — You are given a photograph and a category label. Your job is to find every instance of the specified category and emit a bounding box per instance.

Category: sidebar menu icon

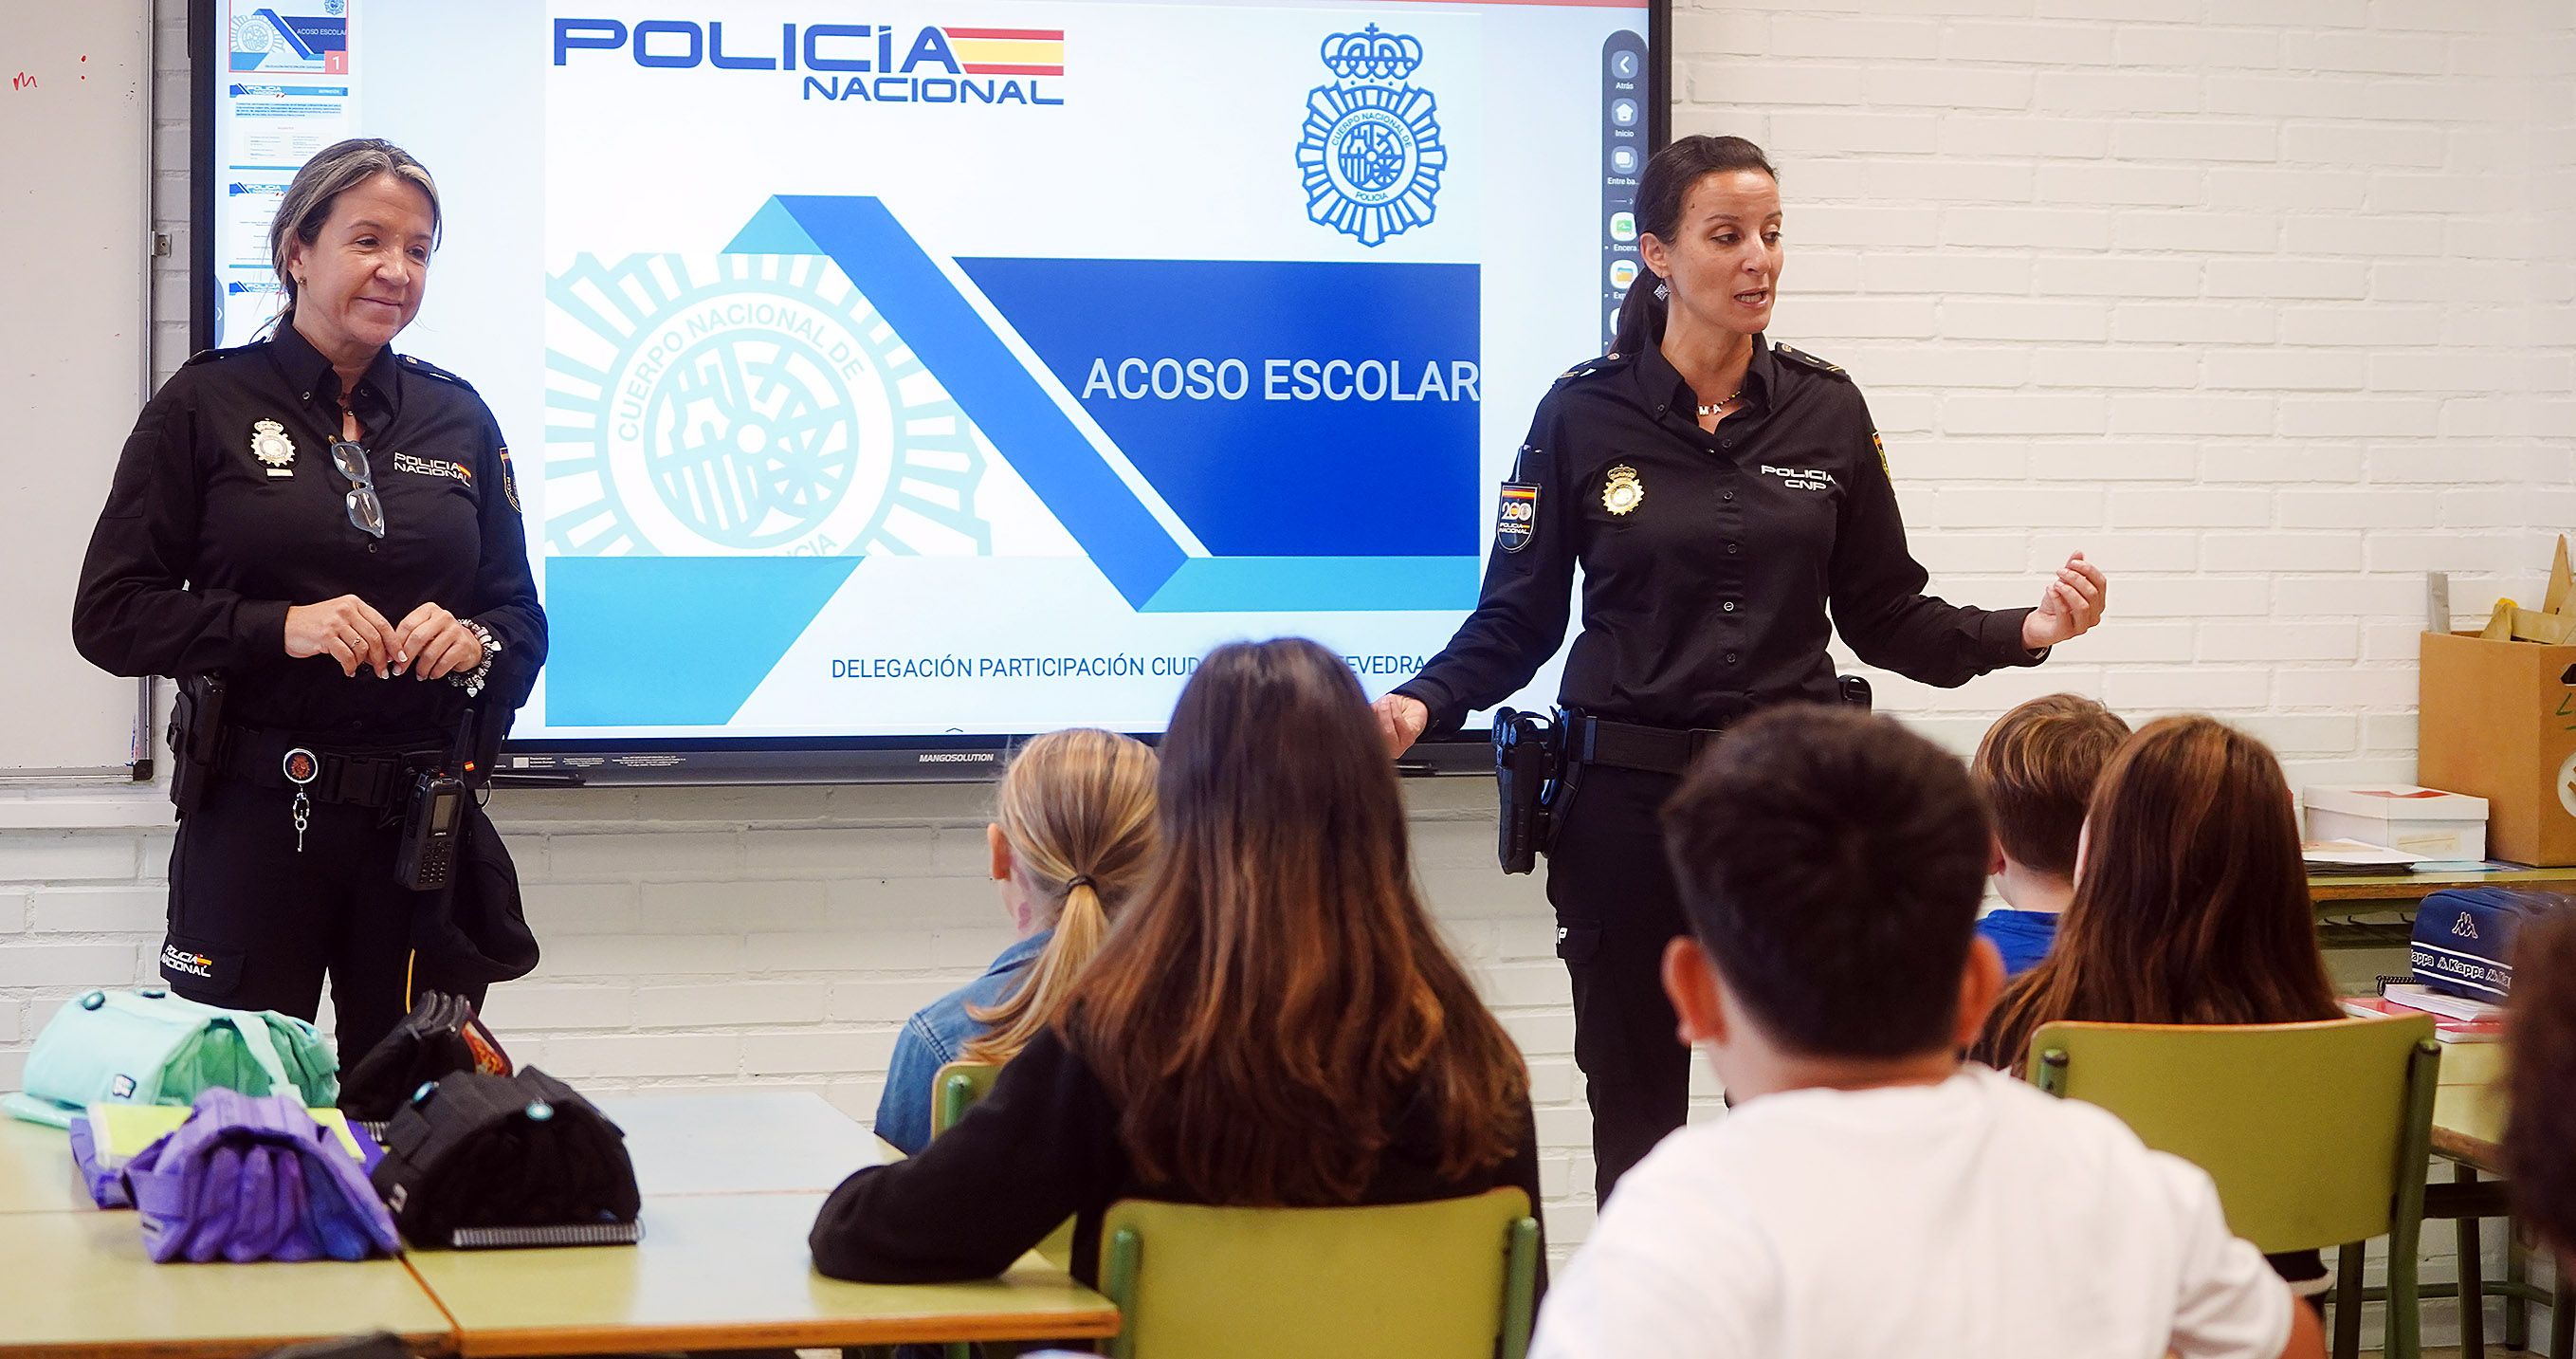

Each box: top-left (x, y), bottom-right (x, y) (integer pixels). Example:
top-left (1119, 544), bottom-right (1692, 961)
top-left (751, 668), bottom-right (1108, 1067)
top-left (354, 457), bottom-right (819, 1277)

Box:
top-left (1600, 32), bottom-right (1648, 353)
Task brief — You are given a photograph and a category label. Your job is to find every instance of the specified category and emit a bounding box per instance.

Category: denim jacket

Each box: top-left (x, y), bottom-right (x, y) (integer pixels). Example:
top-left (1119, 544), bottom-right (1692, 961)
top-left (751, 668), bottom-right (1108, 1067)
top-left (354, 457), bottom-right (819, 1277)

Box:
top-left (873, 929), bottom-right (1052, 1156)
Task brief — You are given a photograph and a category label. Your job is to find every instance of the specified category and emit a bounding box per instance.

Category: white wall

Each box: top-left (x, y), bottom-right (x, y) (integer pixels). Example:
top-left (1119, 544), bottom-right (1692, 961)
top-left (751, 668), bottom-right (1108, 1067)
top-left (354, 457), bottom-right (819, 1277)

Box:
top-left (4, 0), bottom-right (2571, 1335)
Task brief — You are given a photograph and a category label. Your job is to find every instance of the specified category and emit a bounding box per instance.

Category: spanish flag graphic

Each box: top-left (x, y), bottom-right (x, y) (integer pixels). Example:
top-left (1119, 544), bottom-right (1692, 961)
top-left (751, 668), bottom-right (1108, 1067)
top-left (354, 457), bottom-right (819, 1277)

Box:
top-left (940, 28), bottom-right (1065, 77)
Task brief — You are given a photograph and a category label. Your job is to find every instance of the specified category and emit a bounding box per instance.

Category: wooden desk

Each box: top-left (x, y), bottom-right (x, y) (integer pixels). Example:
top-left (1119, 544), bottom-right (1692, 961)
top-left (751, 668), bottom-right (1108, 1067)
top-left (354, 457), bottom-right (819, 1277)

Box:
top-left (408, 1191), bottom-right (1119, 1357)
top-left (595, 1090), bottom-right (881, 1195)
top-left (2430, 1041), bottom-right (2507, 1172)
top-left (2309, 865), bottom-right (2576, 947)
top-left (0, 1118), bottom-right (84, 1214)
top-left (0, 1210), bottom-right (452, 1359)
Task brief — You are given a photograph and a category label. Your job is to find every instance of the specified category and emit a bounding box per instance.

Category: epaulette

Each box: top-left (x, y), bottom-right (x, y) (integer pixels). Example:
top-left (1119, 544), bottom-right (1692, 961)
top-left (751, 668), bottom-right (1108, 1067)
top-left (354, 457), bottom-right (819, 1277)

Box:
top-left (179, 341), bottom-right (264, 370)
top-left (1550, 351), bottom-right (1632, 388)
top-left (398, 353), bottom-right (478, 393)
top-left (1772, 343), bottom-right (1850, 380)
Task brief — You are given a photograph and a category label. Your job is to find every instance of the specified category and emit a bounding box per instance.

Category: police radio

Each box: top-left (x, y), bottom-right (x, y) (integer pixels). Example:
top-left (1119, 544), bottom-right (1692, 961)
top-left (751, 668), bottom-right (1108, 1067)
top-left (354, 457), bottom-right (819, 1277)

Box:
top-left (396, 712), bottom-right (479, 892)
top-left (394, 771), bottom-right (466, 891)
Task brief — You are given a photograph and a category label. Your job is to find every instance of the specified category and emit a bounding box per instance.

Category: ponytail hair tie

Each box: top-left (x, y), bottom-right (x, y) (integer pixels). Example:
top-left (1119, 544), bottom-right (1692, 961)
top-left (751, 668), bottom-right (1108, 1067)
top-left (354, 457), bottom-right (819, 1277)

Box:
top-left (1064, 874), bottom-right (1097, 893)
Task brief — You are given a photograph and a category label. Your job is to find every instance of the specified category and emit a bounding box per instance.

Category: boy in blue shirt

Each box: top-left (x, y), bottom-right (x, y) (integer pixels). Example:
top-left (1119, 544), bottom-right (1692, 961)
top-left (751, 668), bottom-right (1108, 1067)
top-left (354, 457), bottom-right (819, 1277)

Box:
top-left (1971, 694), bottom-right (2129, 977)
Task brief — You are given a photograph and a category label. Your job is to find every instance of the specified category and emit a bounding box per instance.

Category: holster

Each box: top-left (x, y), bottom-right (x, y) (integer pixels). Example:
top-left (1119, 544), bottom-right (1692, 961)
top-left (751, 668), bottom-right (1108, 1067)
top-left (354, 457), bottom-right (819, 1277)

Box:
top-left (167, 673), bottom-right (228, 817)
top-left (1492, 707), bottom-right (1566, 875)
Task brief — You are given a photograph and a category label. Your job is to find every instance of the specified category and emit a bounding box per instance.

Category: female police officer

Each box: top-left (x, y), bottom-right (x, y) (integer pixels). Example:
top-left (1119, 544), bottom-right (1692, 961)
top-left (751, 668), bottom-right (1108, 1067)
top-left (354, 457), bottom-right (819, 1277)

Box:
top-left (1372, 136), bottom-right (2107, 1201)
top-left (73, 138), bottom-right (545, 1065)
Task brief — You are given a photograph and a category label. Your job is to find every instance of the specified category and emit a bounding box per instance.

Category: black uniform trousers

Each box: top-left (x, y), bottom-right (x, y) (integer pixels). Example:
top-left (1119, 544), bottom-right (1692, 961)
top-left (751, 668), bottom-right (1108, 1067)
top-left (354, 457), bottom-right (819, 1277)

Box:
top-left (1545, 762), bottom-right (1692, 1205)
top-left (161, 778), bottom-right (483, 1068)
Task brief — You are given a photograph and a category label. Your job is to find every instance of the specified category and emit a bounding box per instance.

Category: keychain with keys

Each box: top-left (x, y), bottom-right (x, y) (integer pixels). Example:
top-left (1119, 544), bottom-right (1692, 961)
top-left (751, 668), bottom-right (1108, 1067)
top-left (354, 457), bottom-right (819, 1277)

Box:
top-left (282, 747), bottom-right (319, 853)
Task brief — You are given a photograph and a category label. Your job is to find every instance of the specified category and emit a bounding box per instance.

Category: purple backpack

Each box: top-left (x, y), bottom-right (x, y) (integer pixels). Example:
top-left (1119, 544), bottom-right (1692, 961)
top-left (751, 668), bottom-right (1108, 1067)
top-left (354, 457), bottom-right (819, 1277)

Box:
top-left (122, 1088), bottom-right (399, 1263)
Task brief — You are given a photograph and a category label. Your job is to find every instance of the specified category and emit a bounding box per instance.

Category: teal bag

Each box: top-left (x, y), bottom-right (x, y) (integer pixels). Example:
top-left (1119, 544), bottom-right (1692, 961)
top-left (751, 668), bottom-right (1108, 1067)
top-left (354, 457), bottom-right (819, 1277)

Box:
top-left (2, 987), bottom-right (338, 1129)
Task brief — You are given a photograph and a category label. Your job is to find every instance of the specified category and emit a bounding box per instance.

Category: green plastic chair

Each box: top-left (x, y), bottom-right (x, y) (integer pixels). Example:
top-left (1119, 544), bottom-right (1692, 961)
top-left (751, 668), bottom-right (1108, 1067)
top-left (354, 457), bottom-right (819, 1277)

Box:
top-left (932, 1059), bottom-right (1001, 1138)
top-left (928, 1056), bottom-right (1078, 1358)
top-left (1096, 1188), bottom-right (1540, 1359)
top-left (2028, 1014), bottom-right (2440, 1359)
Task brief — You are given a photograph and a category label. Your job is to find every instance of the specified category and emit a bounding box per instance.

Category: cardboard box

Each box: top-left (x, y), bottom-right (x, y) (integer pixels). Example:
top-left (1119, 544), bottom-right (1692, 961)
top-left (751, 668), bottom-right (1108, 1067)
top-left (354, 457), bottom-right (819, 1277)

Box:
top-left (2305, 784), bottom-right (2488, 860)
top-left (2419, 630), bottom-right (2576, 866)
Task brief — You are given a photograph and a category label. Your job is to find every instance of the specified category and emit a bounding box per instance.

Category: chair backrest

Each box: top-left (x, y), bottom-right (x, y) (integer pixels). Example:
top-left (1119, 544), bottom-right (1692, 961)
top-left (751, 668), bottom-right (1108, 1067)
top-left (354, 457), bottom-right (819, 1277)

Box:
top-left (930, 1060), bottom-right (999, 1138)
top-left (1097, 1188), bottom-right (1538, 1359)
top-left (2028, 1014), bottom-right (2439, 1254)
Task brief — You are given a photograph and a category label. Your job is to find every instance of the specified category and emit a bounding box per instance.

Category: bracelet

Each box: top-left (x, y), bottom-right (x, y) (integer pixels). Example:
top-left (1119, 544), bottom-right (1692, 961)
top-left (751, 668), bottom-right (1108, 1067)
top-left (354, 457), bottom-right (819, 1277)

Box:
top-left (448, 618), bottom-right (502, 698)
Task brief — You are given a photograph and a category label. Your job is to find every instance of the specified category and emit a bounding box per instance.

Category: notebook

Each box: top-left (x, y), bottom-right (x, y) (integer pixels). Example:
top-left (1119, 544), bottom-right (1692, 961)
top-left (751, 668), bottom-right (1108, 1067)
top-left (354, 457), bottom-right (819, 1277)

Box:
top-left (85, 1102), bottom-right (373, 1171)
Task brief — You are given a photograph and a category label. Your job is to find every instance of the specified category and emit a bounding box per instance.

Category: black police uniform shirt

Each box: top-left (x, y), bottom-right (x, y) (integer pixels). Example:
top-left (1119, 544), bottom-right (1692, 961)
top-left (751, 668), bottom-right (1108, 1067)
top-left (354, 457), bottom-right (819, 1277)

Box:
top-left (74, 321), bottom-right (545, 740)
top-left (1396, 335), bottom-right (2042, 736)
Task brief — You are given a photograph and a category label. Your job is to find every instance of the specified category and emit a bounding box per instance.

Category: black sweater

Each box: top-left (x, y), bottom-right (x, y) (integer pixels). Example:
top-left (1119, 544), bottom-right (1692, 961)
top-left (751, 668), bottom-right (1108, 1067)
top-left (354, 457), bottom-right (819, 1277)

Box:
top-left (811, 1027), bottom-right (1544, 1286)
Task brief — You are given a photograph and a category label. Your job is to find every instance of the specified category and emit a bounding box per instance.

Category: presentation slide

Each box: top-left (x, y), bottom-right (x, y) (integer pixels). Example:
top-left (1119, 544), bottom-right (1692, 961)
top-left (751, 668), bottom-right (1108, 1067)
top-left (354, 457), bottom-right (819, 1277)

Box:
top-left (204, 0), bottom-right (1653, 747)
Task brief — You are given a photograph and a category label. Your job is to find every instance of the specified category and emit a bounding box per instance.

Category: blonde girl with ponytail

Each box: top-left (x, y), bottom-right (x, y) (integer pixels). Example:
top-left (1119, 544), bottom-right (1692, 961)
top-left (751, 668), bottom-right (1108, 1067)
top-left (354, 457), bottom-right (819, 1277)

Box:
top-left (870, 728), bottom-right (1157, 1154)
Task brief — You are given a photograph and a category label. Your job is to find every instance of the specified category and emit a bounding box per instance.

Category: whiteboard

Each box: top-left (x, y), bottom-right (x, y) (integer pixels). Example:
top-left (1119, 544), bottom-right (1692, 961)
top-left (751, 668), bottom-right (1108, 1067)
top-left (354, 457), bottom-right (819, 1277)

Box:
top-left (0, 0), bottom-right (154, 779)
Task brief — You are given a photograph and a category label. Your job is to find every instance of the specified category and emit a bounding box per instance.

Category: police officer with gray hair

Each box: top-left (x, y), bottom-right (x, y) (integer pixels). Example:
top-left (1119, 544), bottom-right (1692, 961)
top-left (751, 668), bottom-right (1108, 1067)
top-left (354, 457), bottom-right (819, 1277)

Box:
top-left (1373, 136), bottom-right (2108, 1202)
top-left (74, 138), bottom-right (544, 1064)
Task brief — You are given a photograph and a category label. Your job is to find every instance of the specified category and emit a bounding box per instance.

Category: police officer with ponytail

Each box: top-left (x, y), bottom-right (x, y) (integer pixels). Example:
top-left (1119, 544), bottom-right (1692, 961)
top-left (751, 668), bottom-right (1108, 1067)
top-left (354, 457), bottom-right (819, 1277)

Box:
top-left (73, 138), bottom-right (543, 1065)
top-left (1371, 136), bottom-right (2109, 1201)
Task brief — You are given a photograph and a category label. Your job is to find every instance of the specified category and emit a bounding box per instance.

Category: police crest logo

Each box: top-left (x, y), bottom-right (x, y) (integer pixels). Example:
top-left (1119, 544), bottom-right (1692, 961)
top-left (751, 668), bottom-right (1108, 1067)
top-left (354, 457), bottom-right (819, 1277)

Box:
top-left (543, 253), bottom-right (989, 558)
top-left (249, 418), bottom-right (297, 478)
top-left (1296, 26), bottom-right (1448, 248)
top-left (1601, 465), bottom-right (1645, 516)
top-left (1495, 482), bottom-right (1539, 553)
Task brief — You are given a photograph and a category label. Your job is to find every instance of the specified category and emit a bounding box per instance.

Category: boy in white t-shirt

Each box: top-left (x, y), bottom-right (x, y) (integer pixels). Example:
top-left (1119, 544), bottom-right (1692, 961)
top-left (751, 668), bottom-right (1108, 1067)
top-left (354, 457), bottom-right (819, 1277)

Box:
top-left (1530, 707), bottom-right (2325, 1359)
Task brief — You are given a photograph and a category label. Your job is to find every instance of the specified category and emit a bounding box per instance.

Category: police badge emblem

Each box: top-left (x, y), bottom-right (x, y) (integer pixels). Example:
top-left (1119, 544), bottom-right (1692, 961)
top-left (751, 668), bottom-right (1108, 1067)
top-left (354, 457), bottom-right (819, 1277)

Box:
top-left (249, 419), bottom-right (297, 478)
top-left (1296, 26), bottom-right (1447, 248)
top-left (1602, 465), bottom-right (1645, 517)
top-left (1495, 481), bottom-right (1539, 553)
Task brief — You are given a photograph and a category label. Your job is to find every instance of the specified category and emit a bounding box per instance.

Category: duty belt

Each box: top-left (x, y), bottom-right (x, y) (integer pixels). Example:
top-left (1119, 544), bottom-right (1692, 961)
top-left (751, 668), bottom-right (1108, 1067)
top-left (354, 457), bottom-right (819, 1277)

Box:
top-left (219, 727), bottom-right (442, 810)
top-left (1562, 712), bottom-right (1735, 778)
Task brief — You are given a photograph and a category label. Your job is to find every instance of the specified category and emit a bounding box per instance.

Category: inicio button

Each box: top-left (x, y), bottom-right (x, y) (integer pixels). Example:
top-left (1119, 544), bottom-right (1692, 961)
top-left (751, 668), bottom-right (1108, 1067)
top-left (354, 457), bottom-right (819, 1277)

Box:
top-left (1723, 600), bottom-right (1738, 613)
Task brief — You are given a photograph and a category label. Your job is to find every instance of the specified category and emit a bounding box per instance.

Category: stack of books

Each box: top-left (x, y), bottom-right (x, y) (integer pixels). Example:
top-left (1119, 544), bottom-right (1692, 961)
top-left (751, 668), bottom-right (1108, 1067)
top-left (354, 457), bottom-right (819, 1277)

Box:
top-left (2340, 983), bottom-right (2505, 1042)
top-left (2302, 838), bottom-right (2421, 875)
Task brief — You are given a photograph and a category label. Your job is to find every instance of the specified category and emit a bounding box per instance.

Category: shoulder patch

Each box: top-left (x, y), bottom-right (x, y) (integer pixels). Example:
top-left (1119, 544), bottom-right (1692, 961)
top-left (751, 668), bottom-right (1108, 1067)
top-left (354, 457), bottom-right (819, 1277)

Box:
top-left (1773, 344), bottom-right (1850, 381)
top-left (1550, 351), bottom-right (1632, 389)
top-left (179, 341), bottom-right (264, 370)
top-left (397, 353), bottom-right (478, 394)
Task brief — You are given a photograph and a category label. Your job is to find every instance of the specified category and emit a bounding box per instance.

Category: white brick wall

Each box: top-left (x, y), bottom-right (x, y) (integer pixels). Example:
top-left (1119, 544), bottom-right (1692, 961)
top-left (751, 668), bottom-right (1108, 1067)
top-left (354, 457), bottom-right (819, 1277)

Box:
top-left (4, 0), bottom-right (2571, 1331)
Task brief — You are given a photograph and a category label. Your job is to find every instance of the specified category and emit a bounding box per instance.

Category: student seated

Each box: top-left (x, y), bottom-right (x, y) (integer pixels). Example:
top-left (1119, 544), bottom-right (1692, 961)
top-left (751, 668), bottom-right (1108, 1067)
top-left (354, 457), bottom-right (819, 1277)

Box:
top-left (1532, 706), bottom-right (2321, 1359)
top-left (1971, 693), bottom-right (2129, 977)
top-left (2508, 909), bottom-right (2576, 1264)
top-left (813, 637), bottom-right (1540, 1285)
top-left (1971, 714), bottom-right (2344, 1301)
top-left (872, 728), bottom-right (1158, 1156)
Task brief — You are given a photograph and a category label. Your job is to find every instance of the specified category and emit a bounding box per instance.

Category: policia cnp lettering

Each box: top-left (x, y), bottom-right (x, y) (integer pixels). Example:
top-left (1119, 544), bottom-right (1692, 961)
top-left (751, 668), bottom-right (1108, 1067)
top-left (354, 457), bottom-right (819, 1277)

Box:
top-left (1374, 137), bottom-right (2108, 1203)
top-left (72, 139), bottom-right (548, 1066)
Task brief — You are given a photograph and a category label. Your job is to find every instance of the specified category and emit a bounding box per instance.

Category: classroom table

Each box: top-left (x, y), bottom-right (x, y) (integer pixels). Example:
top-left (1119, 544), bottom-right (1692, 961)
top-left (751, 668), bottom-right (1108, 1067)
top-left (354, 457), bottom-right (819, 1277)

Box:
top-left (2310, 865), bottom-right (2576, 947)
top-left (0, 1092), bottom-right (1119, 1358)
top-left (0, 1209), bottom-right (454, 1359)
top-left (594, 1089), bottom-right (881, 1195)
top-left (409, 1190), bottom-right (1119, 1357)
top-left (0, 1116), bottom-right (87, 1215)
top-left (2421, 1040), bottom-right (2570, 1359)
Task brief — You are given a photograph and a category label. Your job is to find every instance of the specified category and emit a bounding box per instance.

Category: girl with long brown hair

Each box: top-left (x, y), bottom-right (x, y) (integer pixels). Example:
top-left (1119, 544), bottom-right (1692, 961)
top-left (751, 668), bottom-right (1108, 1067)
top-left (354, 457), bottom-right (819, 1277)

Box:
top-left (1971, 713), bottom-right (2342, 1297)
top-left (1973, 715), bottom-right (2340, 1073)
top-left (813, 638), bottom-right (1539, 1284)
top-left (870, 727), bottom-right (1159, 1155)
